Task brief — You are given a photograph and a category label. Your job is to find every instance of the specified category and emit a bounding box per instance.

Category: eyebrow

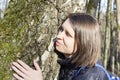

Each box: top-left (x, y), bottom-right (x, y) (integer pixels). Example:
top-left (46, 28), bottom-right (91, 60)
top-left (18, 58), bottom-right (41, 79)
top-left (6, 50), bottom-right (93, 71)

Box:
top-left (62, 25), bottom-right (74, 37)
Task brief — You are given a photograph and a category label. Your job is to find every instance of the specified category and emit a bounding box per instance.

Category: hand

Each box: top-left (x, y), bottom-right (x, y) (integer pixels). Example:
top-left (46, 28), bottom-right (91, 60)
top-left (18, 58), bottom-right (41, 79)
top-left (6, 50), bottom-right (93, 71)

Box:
top-left (11, 60), bottom-right (43, 80)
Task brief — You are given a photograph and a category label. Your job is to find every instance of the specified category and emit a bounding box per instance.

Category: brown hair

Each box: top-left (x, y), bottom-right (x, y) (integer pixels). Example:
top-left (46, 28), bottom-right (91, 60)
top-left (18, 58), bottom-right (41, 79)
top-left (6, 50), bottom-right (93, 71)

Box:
top-left (67, 13), bottom-right (101, 67)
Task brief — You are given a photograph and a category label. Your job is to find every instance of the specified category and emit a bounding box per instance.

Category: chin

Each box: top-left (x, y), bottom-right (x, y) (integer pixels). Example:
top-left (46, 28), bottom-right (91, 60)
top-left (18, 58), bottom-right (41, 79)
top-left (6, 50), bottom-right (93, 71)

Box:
top-left (56, 48), bottom-right (64, 53)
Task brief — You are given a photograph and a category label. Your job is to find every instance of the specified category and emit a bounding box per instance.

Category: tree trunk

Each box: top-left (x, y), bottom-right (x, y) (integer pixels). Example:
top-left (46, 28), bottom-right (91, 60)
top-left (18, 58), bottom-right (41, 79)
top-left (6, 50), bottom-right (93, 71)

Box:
top-left (86, 0), bottom-right (99, 17)
top-left (115, 0), bottom-right (120, 76)
top-left (103, 0), bottom-right (111, 69)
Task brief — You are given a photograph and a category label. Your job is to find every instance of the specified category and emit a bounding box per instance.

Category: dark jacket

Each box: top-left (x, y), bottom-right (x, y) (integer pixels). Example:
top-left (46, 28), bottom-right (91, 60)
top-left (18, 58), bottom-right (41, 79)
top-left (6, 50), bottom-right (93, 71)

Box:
top-left (57, 58), bottom-right (109, 80)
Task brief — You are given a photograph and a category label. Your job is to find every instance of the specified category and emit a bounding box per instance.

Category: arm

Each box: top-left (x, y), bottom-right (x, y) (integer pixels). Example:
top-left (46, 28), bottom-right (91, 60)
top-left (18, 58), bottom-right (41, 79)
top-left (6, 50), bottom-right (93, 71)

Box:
top-left (11, 60), bottom-right (43, 80)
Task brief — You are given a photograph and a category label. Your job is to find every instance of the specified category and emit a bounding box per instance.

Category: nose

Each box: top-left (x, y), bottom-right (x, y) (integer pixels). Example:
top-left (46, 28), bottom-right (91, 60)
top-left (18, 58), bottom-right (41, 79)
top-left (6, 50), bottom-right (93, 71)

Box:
top-left (57, 32), bottom-right (64, 40)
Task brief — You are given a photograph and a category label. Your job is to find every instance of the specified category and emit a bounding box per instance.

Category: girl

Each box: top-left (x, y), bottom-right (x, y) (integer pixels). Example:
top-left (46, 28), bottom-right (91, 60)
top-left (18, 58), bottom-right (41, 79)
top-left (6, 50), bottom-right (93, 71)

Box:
top-left (11, 13), bottom-right (110, 80)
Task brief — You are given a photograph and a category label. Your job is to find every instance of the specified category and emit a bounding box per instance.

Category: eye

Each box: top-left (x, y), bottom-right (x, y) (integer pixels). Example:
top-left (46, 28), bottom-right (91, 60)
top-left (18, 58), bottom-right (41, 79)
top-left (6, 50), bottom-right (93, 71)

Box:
top-left (58, 26), bottom-right (63, 32)
top-left (65, 31), bottom-right (71, 37)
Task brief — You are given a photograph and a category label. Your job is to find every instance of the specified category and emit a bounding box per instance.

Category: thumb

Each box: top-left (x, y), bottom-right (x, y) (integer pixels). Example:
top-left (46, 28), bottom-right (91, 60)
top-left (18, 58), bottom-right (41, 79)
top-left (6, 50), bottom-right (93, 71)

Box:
top-left (33, 60), bottom-right (41, 71)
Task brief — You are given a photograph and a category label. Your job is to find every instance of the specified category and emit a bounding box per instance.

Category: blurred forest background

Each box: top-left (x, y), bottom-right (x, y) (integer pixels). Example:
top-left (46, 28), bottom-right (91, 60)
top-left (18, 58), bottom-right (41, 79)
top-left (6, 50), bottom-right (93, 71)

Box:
top-left (0, 0), bottom-right (120, 80)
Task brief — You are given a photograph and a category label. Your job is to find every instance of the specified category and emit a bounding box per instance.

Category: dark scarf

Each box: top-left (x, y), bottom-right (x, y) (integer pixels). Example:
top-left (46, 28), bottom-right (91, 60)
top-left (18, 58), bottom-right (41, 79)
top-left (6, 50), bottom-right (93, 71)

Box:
top-left (57, 58), bottom-right (77, 80)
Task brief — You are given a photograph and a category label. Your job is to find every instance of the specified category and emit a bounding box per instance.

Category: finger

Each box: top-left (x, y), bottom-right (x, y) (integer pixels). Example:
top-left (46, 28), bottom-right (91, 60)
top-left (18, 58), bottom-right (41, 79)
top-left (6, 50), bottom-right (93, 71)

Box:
top-left (11, 66), bottom-right (25, 78)
top-left (12, 62), bottom-right (27, 74)
top-left (17, 60), bottom-right (32, 71)
top-left (33, 60), bottom-right (41, 71)
top-left (13, 73), bottom-right (24, 80)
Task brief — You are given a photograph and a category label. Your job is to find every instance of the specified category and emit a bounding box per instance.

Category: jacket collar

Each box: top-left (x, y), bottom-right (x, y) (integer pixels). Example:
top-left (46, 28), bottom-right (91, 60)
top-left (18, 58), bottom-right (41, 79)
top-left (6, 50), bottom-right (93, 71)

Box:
top-left (57, 58), bottom-right (76, 69)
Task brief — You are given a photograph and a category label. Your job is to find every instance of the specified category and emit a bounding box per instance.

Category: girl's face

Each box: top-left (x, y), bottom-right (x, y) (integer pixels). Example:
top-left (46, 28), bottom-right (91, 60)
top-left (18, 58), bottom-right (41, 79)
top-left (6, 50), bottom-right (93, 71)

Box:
top-left (56, 19), bottom-right (77, 58)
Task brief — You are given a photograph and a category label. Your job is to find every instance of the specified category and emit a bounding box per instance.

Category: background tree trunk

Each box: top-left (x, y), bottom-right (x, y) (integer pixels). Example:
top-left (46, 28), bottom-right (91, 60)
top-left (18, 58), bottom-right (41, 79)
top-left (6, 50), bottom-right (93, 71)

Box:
top-left (86, 0), bottom-right (99, 17)
top-left (115, 0), bottom-right (120, 75)
top-left (103, 0), bottom-right (111, 69)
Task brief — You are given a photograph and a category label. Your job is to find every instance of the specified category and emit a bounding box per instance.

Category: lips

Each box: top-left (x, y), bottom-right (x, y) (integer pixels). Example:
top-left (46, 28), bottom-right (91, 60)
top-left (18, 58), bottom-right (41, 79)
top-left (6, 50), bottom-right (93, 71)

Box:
top-left (56, 41), bottom-right (62, 46)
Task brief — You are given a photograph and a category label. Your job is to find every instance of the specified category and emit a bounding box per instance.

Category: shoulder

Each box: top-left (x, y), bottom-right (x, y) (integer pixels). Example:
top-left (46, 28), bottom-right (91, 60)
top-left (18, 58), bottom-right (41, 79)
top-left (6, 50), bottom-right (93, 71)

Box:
top-left (75, 66), bottom-right (109, 80)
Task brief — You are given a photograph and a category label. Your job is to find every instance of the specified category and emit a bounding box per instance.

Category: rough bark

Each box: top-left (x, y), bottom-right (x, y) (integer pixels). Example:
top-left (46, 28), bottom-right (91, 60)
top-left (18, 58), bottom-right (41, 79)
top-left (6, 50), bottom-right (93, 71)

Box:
top-left (86, 0), bottom-right (100, 17)
top-left (115, 0), bottom-right (120, 76)
top-left (103, 0), bottom-right (111, 69)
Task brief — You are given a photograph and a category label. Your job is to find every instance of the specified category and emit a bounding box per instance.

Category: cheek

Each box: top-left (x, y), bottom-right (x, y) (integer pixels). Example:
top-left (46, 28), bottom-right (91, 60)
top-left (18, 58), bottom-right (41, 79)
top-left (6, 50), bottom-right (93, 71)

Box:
top-left (64, 39), bottom-right (75, 52)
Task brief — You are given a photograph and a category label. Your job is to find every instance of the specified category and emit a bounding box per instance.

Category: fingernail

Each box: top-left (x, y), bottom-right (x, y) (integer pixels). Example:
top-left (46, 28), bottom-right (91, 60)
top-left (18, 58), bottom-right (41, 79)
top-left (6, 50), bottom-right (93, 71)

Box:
top-left (17, 59), bottom-right (20, 62)
top-left (10, 66), bottom-right (13, 70)
top-left (12, 62), bottom-right (16, 65)
top-left (13, 73), bottom-right (15, 76)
